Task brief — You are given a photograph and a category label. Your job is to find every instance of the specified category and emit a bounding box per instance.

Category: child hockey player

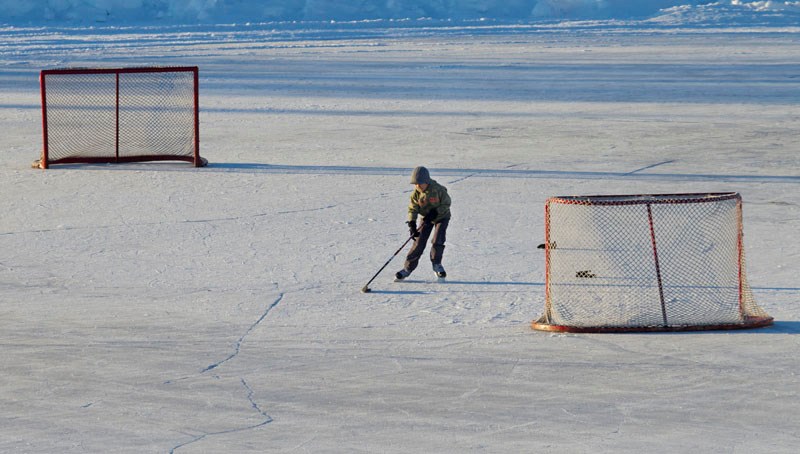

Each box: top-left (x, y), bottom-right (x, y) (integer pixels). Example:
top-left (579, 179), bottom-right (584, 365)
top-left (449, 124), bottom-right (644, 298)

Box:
top-left (396, 166), bottom-right (451, 280)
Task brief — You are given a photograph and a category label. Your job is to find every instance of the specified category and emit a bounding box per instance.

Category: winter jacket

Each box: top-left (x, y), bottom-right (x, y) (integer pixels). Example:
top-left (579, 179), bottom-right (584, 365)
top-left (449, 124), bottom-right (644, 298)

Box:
top-left (408, 179), bottom-right (451, 223)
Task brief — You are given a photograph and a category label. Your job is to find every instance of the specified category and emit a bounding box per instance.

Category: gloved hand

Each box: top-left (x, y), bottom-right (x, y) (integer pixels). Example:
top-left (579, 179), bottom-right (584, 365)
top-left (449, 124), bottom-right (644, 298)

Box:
top-left (423, 209), bottom-right (438, 224)
top-left (407, 221), bottom-right (419, 238)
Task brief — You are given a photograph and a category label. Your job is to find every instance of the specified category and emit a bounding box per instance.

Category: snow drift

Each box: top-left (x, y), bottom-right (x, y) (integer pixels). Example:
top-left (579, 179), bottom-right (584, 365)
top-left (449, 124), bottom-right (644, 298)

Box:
top-left (2, 1), bottom-right (800, 25)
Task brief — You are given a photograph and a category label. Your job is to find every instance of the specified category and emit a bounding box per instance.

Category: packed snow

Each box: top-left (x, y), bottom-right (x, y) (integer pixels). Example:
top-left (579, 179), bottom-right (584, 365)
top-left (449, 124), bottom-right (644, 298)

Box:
top-left (1, 1), bottom-right (799, 453)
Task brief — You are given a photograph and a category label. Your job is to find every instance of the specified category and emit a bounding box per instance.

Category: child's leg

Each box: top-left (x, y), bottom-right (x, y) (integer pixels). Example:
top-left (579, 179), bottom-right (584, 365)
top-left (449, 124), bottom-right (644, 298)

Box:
top-left (429, 219), bottom-right (449, 264)
top-left (403, 222), bottom-right (434, 272)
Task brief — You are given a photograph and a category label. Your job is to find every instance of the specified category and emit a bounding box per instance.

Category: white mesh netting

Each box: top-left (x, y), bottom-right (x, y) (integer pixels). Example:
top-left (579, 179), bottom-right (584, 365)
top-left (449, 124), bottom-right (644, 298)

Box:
top-left (533, 193), bottom-right (772, 332)
top-left (40, 67), bottom-right (199, 167)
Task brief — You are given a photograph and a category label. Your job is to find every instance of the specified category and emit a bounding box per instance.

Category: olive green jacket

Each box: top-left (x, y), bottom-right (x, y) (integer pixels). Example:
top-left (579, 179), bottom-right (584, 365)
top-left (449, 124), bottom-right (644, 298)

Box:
top-left (408, 179), bottom-right (451, 223)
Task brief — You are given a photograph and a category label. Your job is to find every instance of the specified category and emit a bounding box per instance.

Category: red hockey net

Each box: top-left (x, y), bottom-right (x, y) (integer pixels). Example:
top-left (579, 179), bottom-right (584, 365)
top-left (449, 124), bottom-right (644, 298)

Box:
top-left (36, 67), bottom-right (204, 168)
top-left (532, 193), bottom-right (772, 332)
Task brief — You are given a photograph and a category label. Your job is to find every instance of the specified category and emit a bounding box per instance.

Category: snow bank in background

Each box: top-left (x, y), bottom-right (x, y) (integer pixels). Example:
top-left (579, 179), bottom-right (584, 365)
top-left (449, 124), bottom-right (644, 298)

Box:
top-left (649, 1), bottom-right (800, 25)
top-left (1, 1), bottom-right (799, 25)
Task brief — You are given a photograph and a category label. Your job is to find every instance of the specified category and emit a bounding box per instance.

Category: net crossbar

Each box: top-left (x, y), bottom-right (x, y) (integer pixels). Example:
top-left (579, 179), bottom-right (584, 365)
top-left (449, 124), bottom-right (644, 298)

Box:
top-left (532, 192), bottom-right (773, 333)
top-left (36, 66), bottom-right (204, 168)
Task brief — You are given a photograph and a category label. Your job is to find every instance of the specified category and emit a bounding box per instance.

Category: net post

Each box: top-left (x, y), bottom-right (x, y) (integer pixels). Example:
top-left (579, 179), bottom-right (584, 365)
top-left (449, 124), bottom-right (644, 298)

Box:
top-left (736, 195), bottom-right (745, 318)
top-left (543, 199), bottom-right (552, 317)
top-left (646, 203), bottom-right (668, 327)
top-left (39, 71), bottom-right (49, 169)
top-left (115, 71), bottom-right (120, 163)
top-left (192, 66), bottom-right (201, 167)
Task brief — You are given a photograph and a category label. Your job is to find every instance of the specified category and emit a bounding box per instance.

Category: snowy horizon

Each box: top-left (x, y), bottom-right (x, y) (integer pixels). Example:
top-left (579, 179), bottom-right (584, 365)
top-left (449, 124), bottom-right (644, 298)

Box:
top-left (2, 0), bottom-right (800, 26)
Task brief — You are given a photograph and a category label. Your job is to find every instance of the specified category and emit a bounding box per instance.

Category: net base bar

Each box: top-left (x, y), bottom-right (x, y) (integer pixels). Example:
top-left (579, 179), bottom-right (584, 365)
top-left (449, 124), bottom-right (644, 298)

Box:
top-left (33, 155), bottom-right (207, 169)
top-left (532, 316), bottom-right (774, 333)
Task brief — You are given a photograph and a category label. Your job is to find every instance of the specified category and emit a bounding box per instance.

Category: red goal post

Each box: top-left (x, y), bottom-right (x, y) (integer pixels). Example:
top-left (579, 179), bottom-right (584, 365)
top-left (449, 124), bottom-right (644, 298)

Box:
top-left (36, 66), bottom-right (204, 168)
top-left (532, 192), bottom-right (773, 333)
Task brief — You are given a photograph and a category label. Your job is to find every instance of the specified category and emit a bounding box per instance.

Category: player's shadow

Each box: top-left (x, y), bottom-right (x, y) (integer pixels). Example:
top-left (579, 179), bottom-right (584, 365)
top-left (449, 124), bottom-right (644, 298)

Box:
top-left (444, 280), bottom-right (544, 287)
top-left (365, 280), bottom-right (544, 295)
top-left (366, 290), bottom-right (431, 295)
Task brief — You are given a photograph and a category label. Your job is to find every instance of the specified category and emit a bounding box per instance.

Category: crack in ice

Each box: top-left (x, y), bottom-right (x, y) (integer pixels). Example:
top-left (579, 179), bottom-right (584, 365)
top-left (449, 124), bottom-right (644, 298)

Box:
top-left (169, 378), bottom-right (274, 453)
top-left (169, 295), bottom-right (282, 452)
top-left (202, 293), bottom-right (284, 373)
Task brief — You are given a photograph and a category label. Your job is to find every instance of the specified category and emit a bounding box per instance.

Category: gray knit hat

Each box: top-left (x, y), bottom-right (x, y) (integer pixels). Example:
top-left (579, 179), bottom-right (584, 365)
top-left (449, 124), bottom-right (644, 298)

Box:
top-left (410, 166), bottom-right (431, 184)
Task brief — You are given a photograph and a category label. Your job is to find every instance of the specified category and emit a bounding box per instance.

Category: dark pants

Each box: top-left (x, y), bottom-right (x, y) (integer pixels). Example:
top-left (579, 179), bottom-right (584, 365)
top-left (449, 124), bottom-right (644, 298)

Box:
top-left (404, 218), bottom-right (449, 272)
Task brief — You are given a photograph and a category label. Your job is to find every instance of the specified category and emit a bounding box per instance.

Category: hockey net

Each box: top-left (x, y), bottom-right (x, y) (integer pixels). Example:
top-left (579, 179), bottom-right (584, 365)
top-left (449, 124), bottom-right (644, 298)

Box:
top-left (35, 66), bottom-right (204, 168)
top-left (532, 193), bottom-right (772, 332)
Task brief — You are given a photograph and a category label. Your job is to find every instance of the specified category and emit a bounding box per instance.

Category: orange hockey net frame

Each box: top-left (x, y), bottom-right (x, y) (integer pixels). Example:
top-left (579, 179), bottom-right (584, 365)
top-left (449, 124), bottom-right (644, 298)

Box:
top-left (36, 66), bottom-right (204, 169)
top-left (532, 193), bottom-right (772, 333)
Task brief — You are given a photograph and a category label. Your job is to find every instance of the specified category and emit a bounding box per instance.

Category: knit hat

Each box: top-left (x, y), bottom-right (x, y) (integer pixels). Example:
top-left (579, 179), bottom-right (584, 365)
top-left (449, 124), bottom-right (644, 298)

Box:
top-left (410, 166), bottom-right (431, 185)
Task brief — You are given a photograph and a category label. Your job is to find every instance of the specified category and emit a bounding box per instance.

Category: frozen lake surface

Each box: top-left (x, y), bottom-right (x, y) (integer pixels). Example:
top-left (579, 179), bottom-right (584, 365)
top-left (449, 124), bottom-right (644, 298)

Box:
top-left (1, 19), bottom-right (799, 453)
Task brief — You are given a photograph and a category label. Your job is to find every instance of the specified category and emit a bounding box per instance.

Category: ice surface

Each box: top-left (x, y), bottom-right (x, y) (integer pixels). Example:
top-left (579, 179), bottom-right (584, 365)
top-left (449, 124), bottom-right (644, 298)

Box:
top-left (1, 10), bottom-right (799, 454)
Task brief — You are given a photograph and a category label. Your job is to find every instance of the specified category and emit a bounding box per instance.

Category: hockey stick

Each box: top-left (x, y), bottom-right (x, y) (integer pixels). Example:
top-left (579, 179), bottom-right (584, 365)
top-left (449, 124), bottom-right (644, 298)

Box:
top-left (361, 234), bottom-right (416, 293)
